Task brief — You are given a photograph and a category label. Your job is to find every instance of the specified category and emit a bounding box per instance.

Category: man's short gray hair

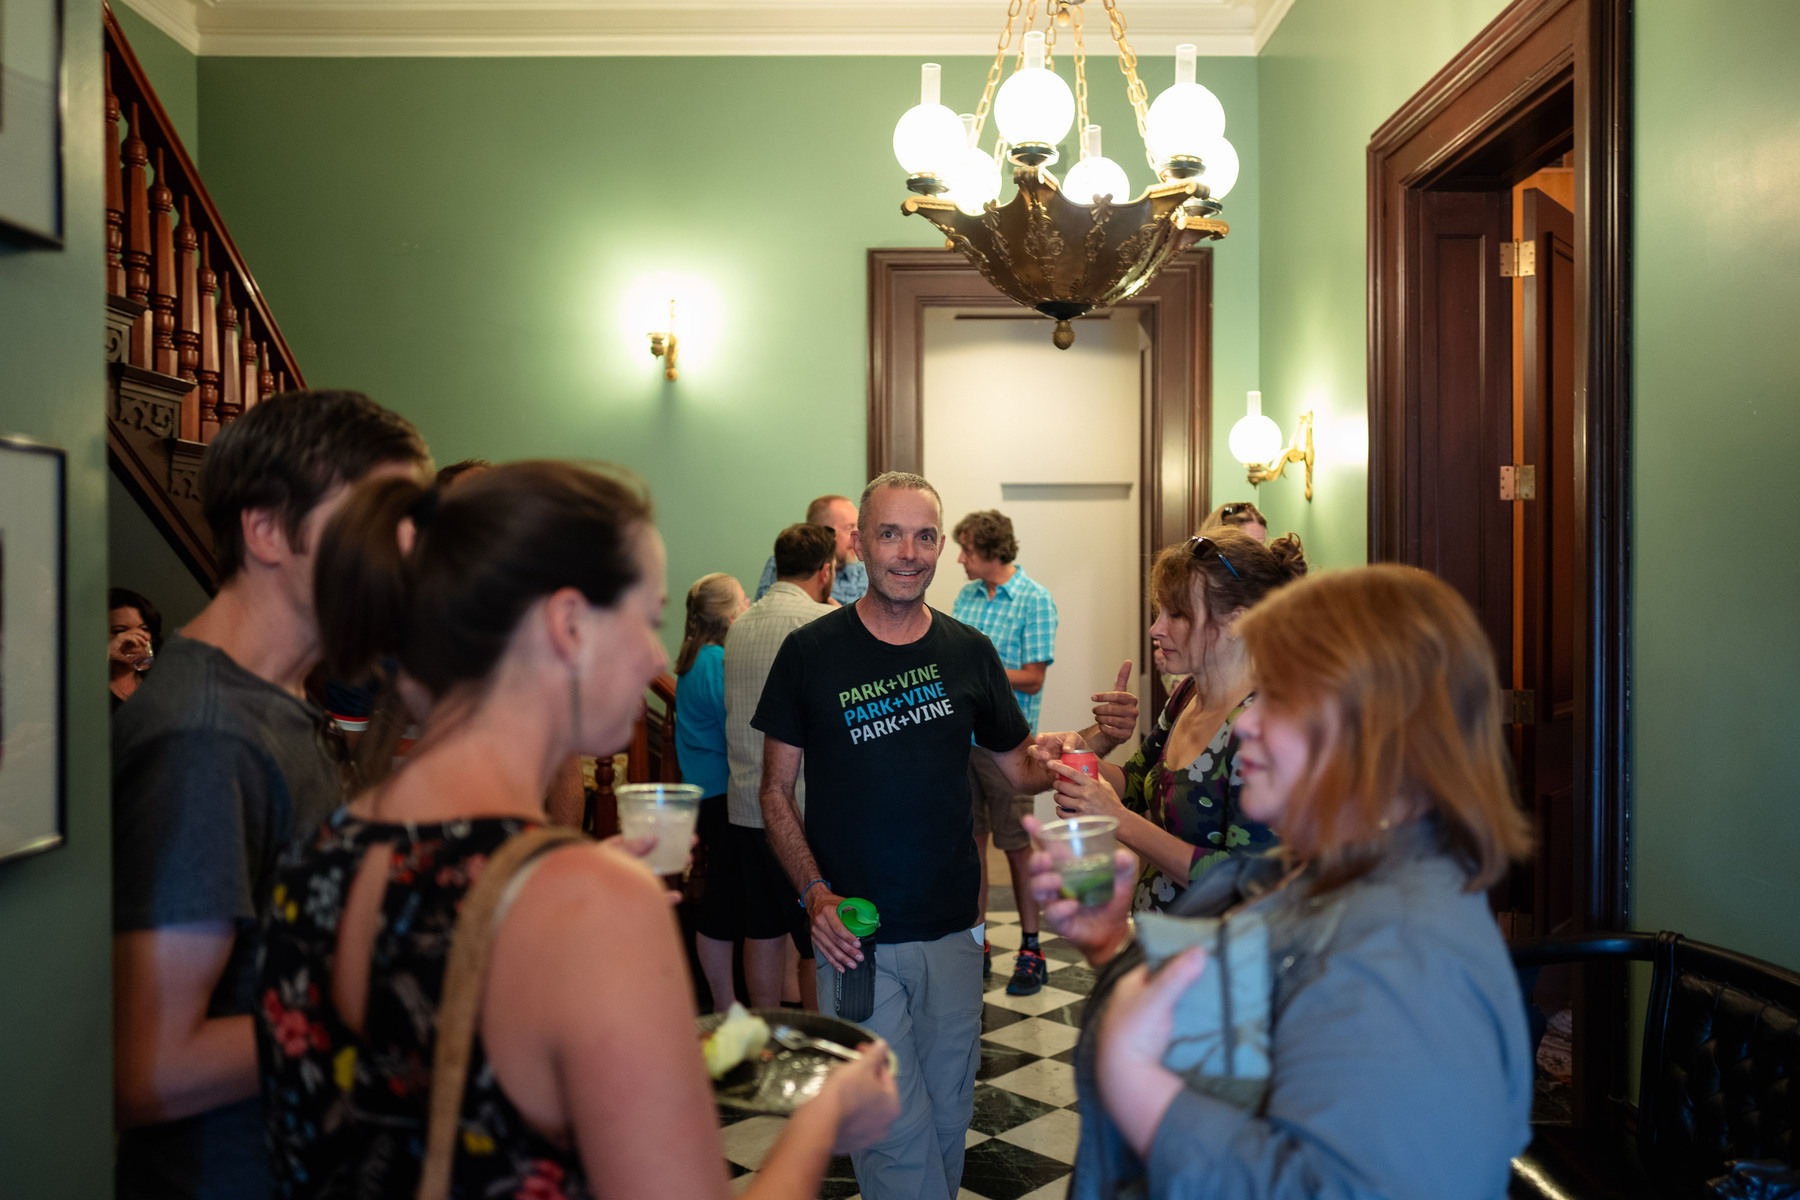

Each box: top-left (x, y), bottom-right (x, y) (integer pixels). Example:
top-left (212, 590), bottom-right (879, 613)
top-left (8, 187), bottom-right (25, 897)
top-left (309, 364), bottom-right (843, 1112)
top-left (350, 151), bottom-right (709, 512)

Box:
top-left (858, 471), bottom-right (943, 532)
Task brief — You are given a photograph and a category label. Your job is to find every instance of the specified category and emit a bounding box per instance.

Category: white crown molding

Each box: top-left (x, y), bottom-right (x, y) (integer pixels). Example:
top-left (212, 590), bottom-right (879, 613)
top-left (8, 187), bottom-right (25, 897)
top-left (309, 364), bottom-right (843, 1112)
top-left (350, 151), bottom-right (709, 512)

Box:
top-left (1252, 0), bottom-right (1301, 53)
top-left (115, 0), bottom-right (203, 54)
top-left (116, 0), bottom-right (1297, 59)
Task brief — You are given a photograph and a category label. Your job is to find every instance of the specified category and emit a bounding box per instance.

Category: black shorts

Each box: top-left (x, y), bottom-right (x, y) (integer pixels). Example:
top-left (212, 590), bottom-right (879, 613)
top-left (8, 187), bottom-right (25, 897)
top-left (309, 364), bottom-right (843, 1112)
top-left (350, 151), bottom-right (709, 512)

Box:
top-left (697, 821), bottom-right (810, 953)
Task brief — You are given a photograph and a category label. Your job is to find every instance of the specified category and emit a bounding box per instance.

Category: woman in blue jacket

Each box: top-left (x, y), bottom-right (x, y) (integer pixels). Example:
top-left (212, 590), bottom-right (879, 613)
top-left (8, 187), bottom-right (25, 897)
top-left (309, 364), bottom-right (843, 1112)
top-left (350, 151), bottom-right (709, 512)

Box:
top-left (1033, 564), bottom-right (1535, 1200)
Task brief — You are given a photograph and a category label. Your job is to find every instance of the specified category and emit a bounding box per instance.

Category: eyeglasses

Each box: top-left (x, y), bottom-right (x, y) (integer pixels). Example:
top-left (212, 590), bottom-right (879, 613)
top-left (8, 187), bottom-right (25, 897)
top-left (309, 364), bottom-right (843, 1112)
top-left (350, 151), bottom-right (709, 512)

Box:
top-left (1187, 534), bottom-right (1241, 579)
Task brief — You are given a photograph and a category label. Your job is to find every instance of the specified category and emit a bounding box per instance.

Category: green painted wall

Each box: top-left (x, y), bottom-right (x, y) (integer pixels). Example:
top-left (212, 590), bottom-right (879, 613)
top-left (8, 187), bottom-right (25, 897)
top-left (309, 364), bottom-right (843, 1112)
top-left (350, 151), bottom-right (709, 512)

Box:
top-left (192, 54), bottom-right (1258, 650)
top-left (0, 0), bottom-right (118, 1193)
top-left (1632, 2), bottom-right (1800, 969)
top-left (1255, 0), bottom-right (1509, 564)
top-left (113, 0), bottom-right (201, 162)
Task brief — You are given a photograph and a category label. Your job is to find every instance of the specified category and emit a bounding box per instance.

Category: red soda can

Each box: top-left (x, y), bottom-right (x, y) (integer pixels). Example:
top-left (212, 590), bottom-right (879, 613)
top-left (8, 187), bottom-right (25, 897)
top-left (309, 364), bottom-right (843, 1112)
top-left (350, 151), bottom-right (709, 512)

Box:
top-left (1059, 750), bottom-right (1101, 780)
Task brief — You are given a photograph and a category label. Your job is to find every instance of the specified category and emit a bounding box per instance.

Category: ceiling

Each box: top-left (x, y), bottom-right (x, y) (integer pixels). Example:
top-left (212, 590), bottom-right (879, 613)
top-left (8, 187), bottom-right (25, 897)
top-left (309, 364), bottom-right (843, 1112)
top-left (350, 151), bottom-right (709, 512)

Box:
top-left (121, 0), bottom-right (1300, 57)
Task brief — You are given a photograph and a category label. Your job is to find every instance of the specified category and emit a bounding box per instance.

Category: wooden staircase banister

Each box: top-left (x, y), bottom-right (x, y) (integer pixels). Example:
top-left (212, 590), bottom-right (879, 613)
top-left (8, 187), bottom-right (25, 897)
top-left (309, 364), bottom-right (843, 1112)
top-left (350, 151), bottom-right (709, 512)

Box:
top-left (104, 3), bottom-right (304, 393)
top-left (103, 3), bottom-right (306, 591)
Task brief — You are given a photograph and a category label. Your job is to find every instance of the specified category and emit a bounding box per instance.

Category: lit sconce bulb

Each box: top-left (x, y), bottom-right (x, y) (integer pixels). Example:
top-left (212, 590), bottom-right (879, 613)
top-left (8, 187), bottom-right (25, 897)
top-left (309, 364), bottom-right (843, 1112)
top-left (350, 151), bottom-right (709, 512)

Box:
top-left (944, 113), bottom-right (1003, 216)
top-left (1146, 44), bottom-right (1227, 174)
top-left (993, 32), bottom-right (1075, 163)
top-left (648, 297), bottom-right (678, 381)
top-left (1060, 124), bottom-right (1132, 205)
top-left (1228, 390), bottom-right (1284, 464)
top-left (893, 63), bottom-right (967, 192)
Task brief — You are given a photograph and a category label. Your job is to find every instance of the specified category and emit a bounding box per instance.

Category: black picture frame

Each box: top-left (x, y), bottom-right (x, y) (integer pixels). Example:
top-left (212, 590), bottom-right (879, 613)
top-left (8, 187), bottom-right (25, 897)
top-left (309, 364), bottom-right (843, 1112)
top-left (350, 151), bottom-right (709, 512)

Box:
top-left (0, 436), bottom-right (68, 865)
top-left (0, 0), bottom-right (68, 247)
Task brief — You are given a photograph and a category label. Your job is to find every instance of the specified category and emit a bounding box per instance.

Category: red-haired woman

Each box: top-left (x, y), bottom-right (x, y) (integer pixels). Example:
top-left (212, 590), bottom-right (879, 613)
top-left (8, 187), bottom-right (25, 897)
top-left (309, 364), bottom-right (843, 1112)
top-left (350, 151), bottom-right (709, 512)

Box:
top-left (1034, 565), bottom-right (1534, 1199)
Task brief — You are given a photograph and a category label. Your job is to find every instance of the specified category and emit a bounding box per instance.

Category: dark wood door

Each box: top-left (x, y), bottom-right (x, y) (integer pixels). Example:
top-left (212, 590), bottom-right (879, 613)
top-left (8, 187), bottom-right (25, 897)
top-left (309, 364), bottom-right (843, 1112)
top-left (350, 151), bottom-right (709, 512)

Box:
top-left (1409, 190), bottom-right (1515, 674)
top-left (1519, 187), bottom-right (1578, 938)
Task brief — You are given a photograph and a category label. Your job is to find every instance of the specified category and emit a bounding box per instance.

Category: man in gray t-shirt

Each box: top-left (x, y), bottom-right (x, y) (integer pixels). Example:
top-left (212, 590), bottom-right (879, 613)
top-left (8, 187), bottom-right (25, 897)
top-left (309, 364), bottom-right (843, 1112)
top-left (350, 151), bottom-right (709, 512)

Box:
top-left (112, 391), bottom-right (427, 1200)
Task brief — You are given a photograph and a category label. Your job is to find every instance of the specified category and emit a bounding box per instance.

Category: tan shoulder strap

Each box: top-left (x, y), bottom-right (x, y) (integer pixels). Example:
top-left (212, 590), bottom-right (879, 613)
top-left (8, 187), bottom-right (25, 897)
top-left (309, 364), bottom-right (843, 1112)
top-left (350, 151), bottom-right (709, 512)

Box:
top-left (417, 825), bottom-right (591, 1200)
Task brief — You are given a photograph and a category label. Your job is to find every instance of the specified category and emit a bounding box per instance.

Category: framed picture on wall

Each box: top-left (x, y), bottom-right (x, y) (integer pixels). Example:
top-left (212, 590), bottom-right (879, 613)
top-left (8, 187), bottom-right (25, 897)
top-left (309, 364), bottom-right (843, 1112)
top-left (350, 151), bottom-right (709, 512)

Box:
top-left (0, 0), bottom-right (67, 247)
top-left (0, 437), bottom-right (67, 864)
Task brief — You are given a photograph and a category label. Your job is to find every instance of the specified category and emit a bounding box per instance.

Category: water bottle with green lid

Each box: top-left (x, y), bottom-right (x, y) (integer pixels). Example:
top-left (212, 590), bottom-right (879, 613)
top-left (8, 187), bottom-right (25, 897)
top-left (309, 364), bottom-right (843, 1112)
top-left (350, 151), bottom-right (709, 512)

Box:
top-left (834, 898), bottom-right (880, 1022)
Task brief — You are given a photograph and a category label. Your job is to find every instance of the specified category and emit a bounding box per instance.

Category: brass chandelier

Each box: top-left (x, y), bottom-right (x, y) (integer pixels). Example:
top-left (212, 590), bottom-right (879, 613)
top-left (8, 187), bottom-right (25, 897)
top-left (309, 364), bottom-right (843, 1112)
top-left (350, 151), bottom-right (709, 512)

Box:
top-left (892, 0), bottom-right (1236, 348)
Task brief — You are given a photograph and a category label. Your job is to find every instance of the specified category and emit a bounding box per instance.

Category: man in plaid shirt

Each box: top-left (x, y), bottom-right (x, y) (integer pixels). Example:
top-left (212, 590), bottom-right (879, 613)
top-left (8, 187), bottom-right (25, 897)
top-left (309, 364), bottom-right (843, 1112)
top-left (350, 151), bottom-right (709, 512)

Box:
top-left (950, 509), bottom-right (1059, 995)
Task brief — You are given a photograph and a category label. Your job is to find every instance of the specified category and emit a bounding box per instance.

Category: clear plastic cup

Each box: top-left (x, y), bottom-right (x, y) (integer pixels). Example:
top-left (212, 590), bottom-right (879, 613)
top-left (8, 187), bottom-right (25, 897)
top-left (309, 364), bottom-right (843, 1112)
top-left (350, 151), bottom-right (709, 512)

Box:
top-left (614, 783), bottom-right (703, 875)
top-left (1036, 816), bottom-right (1120, 908)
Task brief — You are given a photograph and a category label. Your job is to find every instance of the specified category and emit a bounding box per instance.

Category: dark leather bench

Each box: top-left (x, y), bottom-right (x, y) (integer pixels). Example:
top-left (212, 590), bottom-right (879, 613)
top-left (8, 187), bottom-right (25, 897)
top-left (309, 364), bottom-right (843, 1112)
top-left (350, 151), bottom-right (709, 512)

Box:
top-left (1509, 932), bottom-right (1800, 1199)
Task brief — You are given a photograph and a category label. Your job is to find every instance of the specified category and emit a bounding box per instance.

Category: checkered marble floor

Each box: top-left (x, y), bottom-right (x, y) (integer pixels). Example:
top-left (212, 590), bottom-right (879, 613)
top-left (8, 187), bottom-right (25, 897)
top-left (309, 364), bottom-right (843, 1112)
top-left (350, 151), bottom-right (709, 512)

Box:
top-left (720, 889), bottom-right (1090, 1200)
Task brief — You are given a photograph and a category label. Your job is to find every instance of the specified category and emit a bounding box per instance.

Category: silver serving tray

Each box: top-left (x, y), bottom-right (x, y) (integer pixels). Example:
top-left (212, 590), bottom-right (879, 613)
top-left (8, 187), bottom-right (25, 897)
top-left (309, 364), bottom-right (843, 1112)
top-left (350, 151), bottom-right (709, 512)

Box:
top-left (696, 1008), bottom-right (879, 1115)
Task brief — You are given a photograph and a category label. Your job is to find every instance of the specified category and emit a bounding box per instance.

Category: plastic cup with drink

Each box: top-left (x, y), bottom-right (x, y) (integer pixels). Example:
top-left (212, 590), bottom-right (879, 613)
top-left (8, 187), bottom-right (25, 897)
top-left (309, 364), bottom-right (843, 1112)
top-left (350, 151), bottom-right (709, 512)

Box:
top-left (1036, 816), bottom-right (1120, 909)
top-left (614, 782), bottom-right (703, 876)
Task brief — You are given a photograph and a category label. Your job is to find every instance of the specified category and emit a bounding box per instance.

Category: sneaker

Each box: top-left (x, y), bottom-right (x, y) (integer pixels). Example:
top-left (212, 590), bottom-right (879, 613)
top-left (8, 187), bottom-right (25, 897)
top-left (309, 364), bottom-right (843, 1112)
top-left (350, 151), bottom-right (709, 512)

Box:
top-left (983, 940), bottom-right (993, 979)
top-left (1006, 948), bottom-right (1047, 996)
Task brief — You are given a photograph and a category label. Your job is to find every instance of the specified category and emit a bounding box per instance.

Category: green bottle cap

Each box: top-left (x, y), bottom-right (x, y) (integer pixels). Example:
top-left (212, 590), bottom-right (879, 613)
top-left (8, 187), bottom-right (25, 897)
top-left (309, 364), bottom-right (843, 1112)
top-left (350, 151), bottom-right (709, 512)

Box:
top-left (837, 897), bottom-right (880, 938)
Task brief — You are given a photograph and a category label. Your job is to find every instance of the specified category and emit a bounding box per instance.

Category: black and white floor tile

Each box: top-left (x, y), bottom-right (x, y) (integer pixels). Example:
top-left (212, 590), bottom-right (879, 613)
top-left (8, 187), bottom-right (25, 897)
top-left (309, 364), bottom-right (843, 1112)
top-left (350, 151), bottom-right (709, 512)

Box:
top-left (720, 888), bottom-right (1091, 1200)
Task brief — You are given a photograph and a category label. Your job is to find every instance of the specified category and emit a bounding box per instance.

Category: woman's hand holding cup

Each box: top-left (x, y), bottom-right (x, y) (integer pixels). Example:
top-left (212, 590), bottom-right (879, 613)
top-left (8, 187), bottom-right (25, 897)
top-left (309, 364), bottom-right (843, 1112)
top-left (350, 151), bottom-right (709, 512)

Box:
top-left (1022, 815), bottom-right (1137, 967)
top-left (1045, 758), bottom-right (1128, 822)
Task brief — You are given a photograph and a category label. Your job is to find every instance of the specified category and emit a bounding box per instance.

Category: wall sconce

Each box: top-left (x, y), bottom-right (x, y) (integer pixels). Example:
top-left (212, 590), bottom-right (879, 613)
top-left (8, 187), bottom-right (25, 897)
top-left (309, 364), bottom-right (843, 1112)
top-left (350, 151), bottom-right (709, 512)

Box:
top-left (647, 298), bottom-right (678, 381)
top-left (1228, 390), bottom-right (1314, 500)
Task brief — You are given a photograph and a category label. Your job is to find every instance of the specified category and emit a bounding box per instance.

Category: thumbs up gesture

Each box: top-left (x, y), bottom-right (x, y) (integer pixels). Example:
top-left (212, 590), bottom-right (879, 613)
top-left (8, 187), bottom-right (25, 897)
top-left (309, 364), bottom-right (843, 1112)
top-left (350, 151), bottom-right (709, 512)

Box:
top-left (1089, 660), bottom-right (1139, 753)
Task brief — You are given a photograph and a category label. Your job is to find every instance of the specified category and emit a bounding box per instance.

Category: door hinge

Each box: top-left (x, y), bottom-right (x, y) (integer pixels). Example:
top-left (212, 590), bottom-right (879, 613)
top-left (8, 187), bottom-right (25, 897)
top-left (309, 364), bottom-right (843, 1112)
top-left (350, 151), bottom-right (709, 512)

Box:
top-left (1500, 240), bottom-right (1537, 277)
top-left (1502, 689), bottom-right (1537, 725)
top-left (1499, 464), bottom-right (1537, 501)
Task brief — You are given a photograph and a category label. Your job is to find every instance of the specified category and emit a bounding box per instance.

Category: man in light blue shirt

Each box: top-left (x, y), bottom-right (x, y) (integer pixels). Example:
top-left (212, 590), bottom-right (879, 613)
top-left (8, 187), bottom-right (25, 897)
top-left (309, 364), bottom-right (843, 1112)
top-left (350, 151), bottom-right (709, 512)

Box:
top-left (754, 494), bottom-right (868, 606)
top-left (951, 509), bottom-right (1058, 996)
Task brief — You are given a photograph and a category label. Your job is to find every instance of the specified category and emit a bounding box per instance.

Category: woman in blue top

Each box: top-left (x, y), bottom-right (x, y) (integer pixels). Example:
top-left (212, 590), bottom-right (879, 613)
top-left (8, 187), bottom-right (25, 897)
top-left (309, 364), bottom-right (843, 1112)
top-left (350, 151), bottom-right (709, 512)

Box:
top-left (675, 571), bottom-right (750, 1011)
top-left (1049, 527), bottom-right (1306, 911)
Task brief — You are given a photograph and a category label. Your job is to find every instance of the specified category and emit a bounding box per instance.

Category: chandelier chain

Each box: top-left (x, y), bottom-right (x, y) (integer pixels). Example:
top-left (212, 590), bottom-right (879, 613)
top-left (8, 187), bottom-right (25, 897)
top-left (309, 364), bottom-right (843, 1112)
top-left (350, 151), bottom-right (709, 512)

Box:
top-left (971, 0), bottom-right (1025, 146)
top-left (1098, 0), bottom-right (1156, 170)
top-left (1071, 3), bottom-right (1089, 150)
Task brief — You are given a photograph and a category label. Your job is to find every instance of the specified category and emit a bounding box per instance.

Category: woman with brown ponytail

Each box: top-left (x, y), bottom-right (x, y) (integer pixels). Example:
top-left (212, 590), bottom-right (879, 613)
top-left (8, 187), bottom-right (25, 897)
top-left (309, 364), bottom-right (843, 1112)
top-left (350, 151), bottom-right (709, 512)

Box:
top-left (254, 463), bottom-right (898, 1200)
top-left (1041, 527), bottom-right (1309, 912)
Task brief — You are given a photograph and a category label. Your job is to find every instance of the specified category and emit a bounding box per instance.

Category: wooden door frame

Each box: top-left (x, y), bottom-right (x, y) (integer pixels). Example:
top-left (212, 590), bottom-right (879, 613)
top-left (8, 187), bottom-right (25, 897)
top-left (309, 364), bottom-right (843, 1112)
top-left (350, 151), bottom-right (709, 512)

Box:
top-left (867, 246), bottom-right (1214, 715)
top-left (1368, 0), bottom-right (1631, 934)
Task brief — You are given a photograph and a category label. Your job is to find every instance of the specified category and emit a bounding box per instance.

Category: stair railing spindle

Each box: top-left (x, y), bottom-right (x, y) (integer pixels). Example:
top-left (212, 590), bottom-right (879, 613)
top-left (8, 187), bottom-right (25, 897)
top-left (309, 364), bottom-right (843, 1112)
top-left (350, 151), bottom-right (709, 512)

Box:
top-left (122, 103), bottom-right (152, 364)
top-left (198, 232), bottom-right (222, 442)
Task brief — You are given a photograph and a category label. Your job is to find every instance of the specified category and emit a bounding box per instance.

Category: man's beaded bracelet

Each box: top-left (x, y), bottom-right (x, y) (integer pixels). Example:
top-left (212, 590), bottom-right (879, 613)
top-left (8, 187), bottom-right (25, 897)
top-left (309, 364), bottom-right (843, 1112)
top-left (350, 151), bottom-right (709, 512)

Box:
top-left (798, 878), bottom-right (831, 908)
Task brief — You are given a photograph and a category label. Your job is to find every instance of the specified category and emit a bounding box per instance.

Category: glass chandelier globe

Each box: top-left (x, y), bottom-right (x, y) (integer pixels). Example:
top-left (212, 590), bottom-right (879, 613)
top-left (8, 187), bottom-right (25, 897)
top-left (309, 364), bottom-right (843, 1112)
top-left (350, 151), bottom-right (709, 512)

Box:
top-left (893, 63), bottom-right (967, 185)
top-left (993, 32), bottom-right (1074, 160)
top-left (1060, 125), bottom-right (1132, 205)
top-left (1229, 391), bottom-right (1283, 464)
top-left (1196, 135), bottom-right (1240, 199)
top-left (945, 115), bottom-right (1003, 215)
top-left (1145, 44), bottom-right (1226, 168)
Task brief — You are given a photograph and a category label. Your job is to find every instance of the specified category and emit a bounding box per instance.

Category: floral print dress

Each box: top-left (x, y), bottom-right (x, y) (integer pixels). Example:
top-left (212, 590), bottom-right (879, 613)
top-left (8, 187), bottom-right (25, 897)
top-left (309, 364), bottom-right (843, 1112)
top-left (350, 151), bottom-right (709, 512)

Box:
top-left (1119, 676), bottom-right (1277, 912)
top-left (255, 810), bottom-right (593, 1200)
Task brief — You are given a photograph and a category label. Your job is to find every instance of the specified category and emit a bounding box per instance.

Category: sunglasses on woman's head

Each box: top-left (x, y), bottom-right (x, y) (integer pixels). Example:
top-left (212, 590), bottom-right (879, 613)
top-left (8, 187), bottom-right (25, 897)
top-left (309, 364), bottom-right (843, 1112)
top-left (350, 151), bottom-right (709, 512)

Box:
top-left (1219, 503), bottom-right (1252, 519)
top-left (1187, 535), bottom-right (1241, 579)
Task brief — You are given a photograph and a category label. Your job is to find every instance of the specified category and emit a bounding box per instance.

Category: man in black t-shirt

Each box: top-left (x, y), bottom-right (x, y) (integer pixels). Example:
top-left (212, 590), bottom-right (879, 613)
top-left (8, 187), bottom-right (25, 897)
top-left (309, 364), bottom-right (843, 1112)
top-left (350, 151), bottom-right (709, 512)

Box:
top-left (754, 471), bottom-right (1057, 1200)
